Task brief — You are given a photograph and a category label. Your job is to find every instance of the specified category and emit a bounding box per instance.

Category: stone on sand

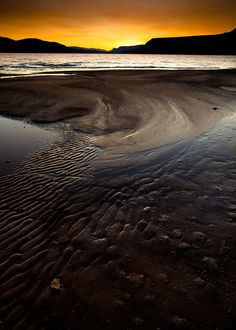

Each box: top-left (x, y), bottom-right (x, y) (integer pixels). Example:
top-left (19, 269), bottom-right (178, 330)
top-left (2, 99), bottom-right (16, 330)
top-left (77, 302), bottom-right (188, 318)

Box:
top-left (192, 231), bottom-right (206, 242)
top-left (203, 257), bottom-right (218, 271)
top-left (172, 229), bottom-right (182, 239)
top-left (50, 278), bottom-right (61, 291)
top-left (143, 206), bottom-right (151, 213)
top-left (179, 242), bottom-right (191, 250)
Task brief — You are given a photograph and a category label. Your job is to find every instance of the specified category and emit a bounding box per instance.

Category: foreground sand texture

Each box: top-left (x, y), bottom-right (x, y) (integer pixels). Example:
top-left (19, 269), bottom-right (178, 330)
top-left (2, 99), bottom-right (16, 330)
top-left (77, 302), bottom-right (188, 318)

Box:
top-left (0, 70), bottom-right (236, 329)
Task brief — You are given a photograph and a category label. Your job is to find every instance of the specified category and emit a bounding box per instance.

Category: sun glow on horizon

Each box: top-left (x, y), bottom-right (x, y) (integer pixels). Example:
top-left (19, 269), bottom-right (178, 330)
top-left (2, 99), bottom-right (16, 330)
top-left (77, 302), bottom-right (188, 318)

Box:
top-left (0, 0), bottom-right (235, 50)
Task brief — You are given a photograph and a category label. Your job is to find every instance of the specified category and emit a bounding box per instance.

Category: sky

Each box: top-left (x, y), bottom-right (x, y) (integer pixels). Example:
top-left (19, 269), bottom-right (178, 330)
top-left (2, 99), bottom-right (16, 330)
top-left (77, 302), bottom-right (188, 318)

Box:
top-left (0, 0), bottom-right (235, 50)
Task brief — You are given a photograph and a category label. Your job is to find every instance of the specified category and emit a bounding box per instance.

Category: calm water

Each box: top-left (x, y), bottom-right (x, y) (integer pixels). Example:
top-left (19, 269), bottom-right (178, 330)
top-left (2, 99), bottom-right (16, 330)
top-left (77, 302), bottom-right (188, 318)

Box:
top-left (0, 116), bottom-right (57, 175)
top-left (0, 53), bottom-right (236, 77)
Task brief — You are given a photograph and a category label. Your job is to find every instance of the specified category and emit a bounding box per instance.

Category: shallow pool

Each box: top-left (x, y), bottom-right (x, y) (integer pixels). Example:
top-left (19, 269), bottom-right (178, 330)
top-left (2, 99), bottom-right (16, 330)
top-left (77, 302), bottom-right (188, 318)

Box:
top-left (0, 116), bottom-right (57, 175)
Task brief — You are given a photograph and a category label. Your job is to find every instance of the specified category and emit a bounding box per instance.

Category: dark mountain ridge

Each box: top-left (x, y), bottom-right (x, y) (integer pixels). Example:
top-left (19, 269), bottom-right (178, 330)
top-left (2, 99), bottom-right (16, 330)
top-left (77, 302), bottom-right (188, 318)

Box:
top-left (0, 37), bottom-right (107, 53)
top-left (111, 28), bottom-right (236, 54)
top-left (0, 29), bottom-right (235, 54)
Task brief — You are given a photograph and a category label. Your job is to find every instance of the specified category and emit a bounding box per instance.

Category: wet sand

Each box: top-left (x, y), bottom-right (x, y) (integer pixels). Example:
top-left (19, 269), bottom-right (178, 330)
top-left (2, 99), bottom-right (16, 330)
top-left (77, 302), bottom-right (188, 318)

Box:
top-left (0, 70), bottom-right (236, 329)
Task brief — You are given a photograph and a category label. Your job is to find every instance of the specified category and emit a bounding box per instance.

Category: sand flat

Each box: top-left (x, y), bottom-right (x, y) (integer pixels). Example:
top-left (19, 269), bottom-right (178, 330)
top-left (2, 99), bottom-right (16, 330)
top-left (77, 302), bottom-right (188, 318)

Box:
top-left (0, 71), bottom-right (235, 155)
top-left (0, 70), bottom-right (236, 330)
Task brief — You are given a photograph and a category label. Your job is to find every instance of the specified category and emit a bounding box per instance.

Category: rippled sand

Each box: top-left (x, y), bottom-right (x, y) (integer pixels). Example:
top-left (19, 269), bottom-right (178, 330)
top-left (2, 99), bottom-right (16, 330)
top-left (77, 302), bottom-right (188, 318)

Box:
top-left (0, 70), bottom-right (236, 330)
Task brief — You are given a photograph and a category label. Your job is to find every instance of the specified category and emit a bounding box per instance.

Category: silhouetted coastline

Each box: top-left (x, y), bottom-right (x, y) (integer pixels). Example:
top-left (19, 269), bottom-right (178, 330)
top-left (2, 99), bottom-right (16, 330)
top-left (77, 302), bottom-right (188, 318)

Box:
top-left (0, 28), bottom-right (235, 54)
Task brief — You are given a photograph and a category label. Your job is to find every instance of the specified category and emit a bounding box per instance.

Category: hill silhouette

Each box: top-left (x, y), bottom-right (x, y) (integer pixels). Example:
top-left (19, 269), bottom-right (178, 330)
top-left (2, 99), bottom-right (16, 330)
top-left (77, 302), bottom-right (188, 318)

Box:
top-left (0, 37), bottom-right (106, 53)
top-left (111, 29), bottom-right (236, 54)
top-left (0, 29), bottom-right (235, 54)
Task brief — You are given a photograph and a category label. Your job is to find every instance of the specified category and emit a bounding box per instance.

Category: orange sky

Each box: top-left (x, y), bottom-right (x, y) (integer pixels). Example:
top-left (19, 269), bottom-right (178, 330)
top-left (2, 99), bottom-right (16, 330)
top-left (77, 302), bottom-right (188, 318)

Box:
top-left (0, 0), bottom-right (235, 50)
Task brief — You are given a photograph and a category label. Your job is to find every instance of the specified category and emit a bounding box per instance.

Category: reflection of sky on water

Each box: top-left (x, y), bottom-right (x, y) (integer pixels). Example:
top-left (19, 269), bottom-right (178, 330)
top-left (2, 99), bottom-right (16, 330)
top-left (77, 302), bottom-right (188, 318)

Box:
top-left (0, 116), bottom-right (57, 175)
top-left (0, 54), bottom-right (236, 77)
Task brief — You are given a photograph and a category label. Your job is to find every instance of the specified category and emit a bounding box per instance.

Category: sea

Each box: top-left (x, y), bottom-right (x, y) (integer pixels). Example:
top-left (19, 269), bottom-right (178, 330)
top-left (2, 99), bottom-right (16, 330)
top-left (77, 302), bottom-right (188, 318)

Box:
top-left (0, 53), bottom-right (235, 78)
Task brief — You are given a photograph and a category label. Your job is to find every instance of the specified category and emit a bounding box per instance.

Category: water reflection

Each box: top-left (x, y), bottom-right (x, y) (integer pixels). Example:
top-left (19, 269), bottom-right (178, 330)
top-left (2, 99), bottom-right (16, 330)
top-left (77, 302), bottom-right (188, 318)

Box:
top-left (0, 53), bottom-right (236, 77)
top-left (0, 116), bottom-right (57, 175)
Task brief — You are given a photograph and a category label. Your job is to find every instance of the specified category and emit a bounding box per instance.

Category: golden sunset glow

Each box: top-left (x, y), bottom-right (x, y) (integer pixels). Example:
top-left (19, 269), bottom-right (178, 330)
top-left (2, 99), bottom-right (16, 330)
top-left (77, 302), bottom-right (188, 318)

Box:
top-left (0, 0), bottom-right (235, 50)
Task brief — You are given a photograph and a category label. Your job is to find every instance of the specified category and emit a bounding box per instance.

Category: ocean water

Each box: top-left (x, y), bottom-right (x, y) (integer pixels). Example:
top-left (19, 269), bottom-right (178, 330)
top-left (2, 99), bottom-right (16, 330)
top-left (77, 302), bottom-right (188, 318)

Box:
top-left (0, 53), bottom-right (235, 77)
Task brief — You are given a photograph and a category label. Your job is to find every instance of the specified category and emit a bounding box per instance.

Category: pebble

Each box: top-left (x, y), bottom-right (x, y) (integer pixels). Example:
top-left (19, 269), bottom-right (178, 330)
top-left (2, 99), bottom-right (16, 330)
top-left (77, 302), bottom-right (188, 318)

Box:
top-left (50, 278), bottom-right (61, 291)
top-left (128, 273), bottom-right (144, 288)
top-left (192, 231), bottom-right (206, 242)
top-left (172, 316), bottom-right (188, 328)
top-left (143, 206), bottom-right (151, 213)
top-left (133, 317), bottom-right (143, 325)
top-left (112, 191), bottom-right (123, 199)
top-left (172, 229), bottom-right (182, 239)
top-left (193, 277), bottom-right (206, 287)
top-left (158, 214), bottom-right (169, 223)
top-left (136, 196), bottom-right (146, 204)
top-left (179, 242), bottom-right (191, 250)
top-left (159, 273), bottom-right (170, 284)
top-left (159, 235), bottom-right (170, 245)
top-left (203, 257), bottom-right (218, 271)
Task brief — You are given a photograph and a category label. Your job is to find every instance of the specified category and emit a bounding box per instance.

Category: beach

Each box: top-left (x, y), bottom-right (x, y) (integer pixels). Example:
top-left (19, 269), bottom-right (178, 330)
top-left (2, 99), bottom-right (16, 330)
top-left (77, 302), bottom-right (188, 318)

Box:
top-left (0, 70), bottom-right (236, 329)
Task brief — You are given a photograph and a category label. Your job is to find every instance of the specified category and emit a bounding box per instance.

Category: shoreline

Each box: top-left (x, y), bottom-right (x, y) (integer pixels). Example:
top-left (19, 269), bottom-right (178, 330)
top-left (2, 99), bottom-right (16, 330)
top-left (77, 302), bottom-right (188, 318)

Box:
top-left (1, 67), bottom-right (236, 79)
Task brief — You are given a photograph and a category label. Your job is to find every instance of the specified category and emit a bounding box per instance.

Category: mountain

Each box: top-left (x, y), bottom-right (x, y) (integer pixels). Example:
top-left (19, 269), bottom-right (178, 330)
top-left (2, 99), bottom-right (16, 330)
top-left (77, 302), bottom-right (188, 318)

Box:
top-left (111, 28), bottom-right (236, 55)
top-left (0, 37), bottom-right (107, 53)
top-left (111, 45), bottom-right (143, 54)
top-left (1, 29), bottom-right (236, 54)
top-left (69, 46), bottom-right (106, 53)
